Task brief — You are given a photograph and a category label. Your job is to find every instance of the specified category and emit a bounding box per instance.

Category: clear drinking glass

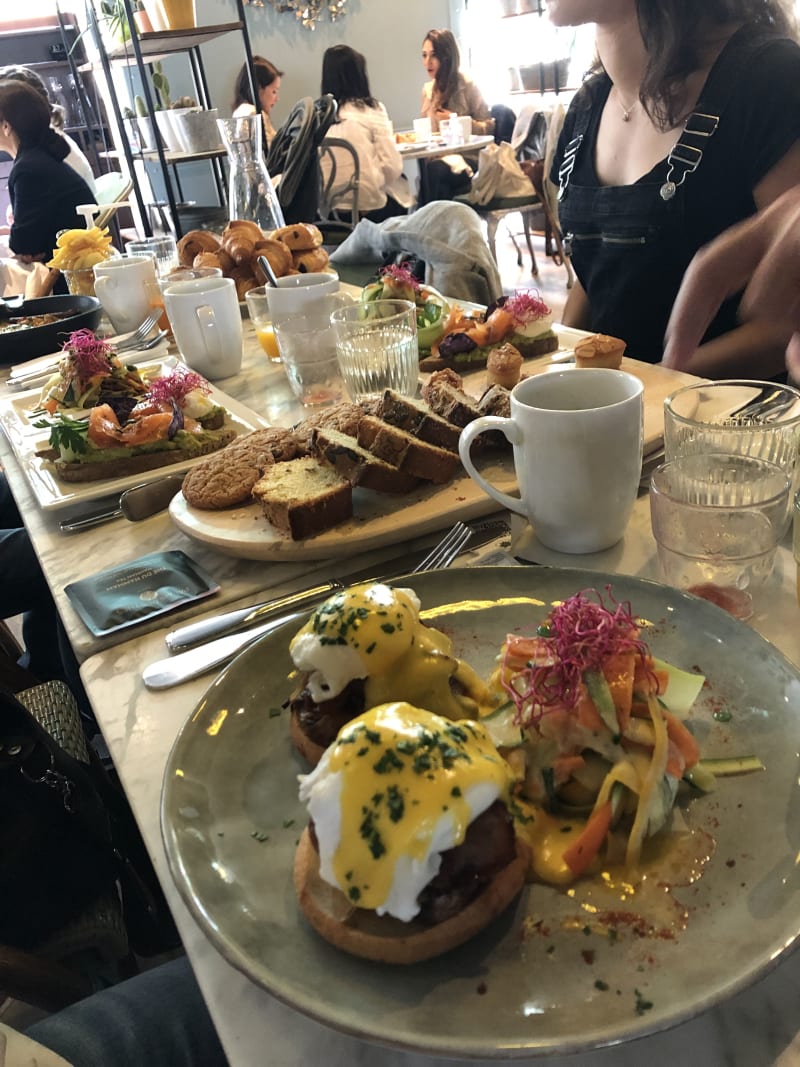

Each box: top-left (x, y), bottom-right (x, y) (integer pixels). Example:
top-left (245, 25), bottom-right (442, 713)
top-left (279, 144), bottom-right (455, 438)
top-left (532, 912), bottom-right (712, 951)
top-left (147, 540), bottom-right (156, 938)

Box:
top-left (217, 114), bottom-right (285, 232)
top-left (650, 452), bottom-right (792, 614)
top-left (245, 286), bottom-right (281, 363)
top-left (274, 312), bottom-right (346, 407)
top-left (663, 380), bottom-right (800, 489)
top-left (125, 235), bottom-right (180, 278)
top-left (330, 299), bottom-right (418, 401)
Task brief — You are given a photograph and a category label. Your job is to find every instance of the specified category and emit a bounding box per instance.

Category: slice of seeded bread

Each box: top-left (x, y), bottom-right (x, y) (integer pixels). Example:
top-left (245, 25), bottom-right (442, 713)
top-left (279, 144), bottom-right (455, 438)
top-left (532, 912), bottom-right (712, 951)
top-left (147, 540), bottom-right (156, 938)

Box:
top-left (357, 415), bottom-right (461, 485)
top-left (374, 390), bottom-right (461, 453)
top-left (312, 427), bottom-right (420, 494)
top-left (252, 457), bottom-right (352, 540)
top-left (420, 376), bottom-right (482, 428)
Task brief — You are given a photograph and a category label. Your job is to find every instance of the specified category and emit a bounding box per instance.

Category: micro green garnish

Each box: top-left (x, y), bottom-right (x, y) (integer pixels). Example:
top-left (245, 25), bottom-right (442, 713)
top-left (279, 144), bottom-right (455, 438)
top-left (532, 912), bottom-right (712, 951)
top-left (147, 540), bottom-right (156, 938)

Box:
top-left (502, 587), bottom-right (654, 727)
top-left (365, 642), bottom-right (376, 654)
top-left (357, 746), bottom-right (369, 757)
top-left (396, 739), bottom-right (418, 754)
top-left (507, 797), bottom-right (533, 824)
top-left (413, 752), bottom-right (432, 774)
top-left (451, 786), bottom-right (462, 797)
top-left (250, 830), bottom-right (269, 842)
top-left (348, 886), bottom-right (361, 902)
top-left (268, 707), bottom-right (282, 718)
top-left (282, 819), bottom-right (294, 829)
top-left (595, 980), bottom-right (609, 992)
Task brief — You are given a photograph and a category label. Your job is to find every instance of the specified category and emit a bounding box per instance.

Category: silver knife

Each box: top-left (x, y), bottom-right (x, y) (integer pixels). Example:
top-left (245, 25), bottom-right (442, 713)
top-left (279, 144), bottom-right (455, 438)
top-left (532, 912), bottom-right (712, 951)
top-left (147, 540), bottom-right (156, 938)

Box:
top-left (59, 474), bottom-right (185, 533)
top-left (164, 518), bottom-right (510, 652)
top-left (145, 519), bottom-right (510, 689)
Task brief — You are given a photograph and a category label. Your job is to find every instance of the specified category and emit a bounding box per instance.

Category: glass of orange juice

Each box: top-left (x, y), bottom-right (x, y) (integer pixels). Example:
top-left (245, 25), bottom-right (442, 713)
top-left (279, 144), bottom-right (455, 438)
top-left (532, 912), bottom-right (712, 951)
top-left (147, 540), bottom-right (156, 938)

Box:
top-left (246, 286), bottom-right (281, 363)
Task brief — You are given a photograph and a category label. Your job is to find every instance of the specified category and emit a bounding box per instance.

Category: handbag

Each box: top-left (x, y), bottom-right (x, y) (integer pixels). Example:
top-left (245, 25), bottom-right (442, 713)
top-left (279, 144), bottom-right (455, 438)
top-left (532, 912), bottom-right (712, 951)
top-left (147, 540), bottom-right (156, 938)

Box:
top-left (0, 683), bottom-right (179, 956)
top-left (465, 142), bottom-right (533, 205)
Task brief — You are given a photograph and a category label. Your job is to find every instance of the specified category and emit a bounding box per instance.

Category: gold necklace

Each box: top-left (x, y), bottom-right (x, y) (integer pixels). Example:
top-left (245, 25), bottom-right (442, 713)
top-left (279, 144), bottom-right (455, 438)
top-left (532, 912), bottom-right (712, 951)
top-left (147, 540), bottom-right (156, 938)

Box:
top-left (614, 87), bottom-right (638, 122)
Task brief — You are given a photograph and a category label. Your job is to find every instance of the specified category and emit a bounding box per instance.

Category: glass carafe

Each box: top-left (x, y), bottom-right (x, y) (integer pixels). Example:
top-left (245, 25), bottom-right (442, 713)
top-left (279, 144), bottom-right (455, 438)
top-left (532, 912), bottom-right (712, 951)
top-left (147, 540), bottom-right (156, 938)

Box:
top-left (217, 114), bottom-right (285, 232)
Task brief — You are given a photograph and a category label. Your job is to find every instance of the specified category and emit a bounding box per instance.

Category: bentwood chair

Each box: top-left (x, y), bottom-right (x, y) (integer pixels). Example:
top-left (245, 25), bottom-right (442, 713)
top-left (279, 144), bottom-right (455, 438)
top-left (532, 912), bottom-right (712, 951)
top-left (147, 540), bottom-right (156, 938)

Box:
top-left (318, 137), bottom-right (361, 229)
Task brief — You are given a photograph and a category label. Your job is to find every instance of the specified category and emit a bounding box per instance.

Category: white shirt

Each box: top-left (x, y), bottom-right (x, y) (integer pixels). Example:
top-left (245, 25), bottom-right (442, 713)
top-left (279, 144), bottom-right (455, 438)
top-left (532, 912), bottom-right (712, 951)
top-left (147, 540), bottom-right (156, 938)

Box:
top-left (321, 101), bottom-right (412, 213)
top-left (62, 132), bottom-right (97, 198)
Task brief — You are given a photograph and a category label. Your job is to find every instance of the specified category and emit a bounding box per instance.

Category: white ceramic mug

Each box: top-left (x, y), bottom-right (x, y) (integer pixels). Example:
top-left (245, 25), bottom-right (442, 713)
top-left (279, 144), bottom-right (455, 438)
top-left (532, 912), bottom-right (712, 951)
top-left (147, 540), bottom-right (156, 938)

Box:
top-left (93, 255), bottom-right (157, 334)
top-left (162, 276), bottom-right (243, 380)
top-left (459, 368), bottom-right (644, 553)
top-left (264, 272), bottom-right (341, 327)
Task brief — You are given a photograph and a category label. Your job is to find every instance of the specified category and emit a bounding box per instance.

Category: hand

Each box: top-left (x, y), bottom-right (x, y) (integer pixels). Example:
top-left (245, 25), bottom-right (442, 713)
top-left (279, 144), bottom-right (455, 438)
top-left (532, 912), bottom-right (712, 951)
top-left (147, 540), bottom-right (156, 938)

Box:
top-left (663, 186), bottom-right (800, 377)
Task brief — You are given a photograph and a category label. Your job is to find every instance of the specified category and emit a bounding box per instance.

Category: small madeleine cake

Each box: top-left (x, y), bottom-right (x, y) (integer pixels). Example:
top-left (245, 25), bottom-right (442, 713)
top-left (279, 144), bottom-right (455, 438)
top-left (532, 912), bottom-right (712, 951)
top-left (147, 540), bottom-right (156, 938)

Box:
top-left (573, 333), bottom-right (626, 369)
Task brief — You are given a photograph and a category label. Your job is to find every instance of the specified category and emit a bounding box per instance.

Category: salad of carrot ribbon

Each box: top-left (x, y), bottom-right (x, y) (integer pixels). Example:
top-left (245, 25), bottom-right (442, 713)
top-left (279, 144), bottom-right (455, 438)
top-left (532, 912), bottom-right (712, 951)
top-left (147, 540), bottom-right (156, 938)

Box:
top-left (485, 588), bottom-right (709, 878)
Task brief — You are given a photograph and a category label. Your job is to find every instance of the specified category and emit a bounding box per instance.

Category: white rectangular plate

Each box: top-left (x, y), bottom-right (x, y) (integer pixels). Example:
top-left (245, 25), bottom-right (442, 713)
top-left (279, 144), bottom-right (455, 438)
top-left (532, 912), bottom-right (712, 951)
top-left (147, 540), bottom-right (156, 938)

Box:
top-left (0, 364), bottom-right (268, 512)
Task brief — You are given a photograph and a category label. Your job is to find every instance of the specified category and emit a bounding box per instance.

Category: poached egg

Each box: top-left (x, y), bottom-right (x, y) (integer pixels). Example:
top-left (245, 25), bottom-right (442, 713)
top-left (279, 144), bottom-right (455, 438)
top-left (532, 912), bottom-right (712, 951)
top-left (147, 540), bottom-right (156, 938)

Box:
top-left (289, 583), bottom-right (492, 720)
top-left (297, 702), bottom-right (514, 921)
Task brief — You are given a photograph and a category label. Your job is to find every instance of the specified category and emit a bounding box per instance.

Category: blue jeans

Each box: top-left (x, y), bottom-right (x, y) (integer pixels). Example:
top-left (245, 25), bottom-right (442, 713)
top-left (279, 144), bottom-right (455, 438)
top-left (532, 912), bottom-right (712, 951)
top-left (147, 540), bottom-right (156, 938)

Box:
top-left (26, 956), bottom-right (228, 1067)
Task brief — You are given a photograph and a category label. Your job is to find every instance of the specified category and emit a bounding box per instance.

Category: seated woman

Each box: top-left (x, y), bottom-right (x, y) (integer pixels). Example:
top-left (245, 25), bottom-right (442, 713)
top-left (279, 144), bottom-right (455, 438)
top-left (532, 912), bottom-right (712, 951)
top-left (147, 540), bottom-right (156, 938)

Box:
top-left (231, 56), bottom-right (283, 150)
top-left (549, 0), bottom-right (800, 377)
top-left (0, 64), bottom-right (96, 196)
top-left (419, 28), bottom-right (494, 204)
top-left (0, 80), bottom-right (94, 273)
top-left (320, 44), bottom-right (412, 222)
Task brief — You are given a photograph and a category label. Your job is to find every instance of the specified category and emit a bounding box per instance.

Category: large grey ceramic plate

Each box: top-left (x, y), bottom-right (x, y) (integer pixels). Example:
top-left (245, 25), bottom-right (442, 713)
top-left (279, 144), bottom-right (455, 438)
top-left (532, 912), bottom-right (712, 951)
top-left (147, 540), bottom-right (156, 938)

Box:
top-left (160, 567), bottom-right (800, 1058)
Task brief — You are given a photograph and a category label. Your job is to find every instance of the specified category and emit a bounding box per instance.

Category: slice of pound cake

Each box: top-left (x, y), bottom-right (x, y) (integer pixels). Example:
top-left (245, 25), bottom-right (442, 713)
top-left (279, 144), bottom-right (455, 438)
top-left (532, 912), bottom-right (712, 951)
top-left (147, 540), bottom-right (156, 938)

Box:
top-left (252, 457), bottom-right (352, 540)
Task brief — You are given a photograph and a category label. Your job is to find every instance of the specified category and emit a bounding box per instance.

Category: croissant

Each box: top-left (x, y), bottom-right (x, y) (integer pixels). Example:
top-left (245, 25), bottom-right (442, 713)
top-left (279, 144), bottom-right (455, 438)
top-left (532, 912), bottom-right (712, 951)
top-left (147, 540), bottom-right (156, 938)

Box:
top-left (252, 238), bottom-right (293, 281)
top-left (221, 231), bottom-right (258, 267)
top-left (192, 249), bottom-right (236, 274)
top-left (223, 219), bottom-right (265, 244)
top-left (177, 229), bottom-right (221, 267)
top-left (229, 265), bottom-right (260, 301)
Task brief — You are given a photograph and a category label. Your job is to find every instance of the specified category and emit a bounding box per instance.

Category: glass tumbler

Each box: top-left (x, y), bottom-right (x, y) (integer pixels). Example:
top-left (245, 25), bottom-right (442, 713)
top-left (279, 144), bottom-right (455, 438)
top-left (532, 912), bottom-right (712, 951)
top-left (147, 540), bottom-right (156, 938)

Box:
top-left (330, 299), bottom-right (418, 401)
top-left (245, 286), bottom-right (280, 363)
top-left (125, 235), bottom-right (180, 279)
top-left (664, 380), bottom-right (800, 490)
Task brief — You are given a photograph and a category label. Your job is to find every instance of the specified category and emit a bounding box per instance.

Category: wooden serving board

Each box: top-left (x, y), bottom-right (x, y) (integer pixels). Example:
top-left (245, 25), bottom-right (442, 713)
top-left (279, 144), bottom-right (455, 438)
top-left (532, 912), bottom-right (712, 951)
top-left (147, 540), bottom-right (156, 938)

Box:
top-left (462, 353), bottom-right (700, 458)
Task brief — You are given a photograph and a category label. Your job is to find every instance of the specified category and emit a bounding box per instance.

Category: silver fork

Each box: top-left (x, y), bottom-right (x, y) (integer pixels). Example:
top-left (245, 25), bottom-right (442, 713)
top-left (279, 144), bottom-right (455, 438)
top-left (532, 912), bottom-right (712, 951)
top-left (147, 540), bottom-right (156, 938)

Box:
top-left (411, 520), bottom-right (472, 573)
top-left (6, 314), bottom-right (164, 389)
top-left (114, 312), bottom-right (161, 352)
top-left (146, 521), bottom-right (478, 689)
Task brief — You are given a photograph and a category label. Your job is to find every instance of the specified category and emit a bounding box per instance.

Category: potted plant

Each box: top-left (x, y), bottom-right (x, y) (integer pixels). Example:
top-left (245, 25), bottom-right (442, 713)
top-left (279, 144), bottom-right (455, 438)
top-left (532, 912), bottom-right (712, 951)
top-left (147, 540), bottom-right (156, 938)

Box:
top-left (150, 63), bottom-right (183, 151)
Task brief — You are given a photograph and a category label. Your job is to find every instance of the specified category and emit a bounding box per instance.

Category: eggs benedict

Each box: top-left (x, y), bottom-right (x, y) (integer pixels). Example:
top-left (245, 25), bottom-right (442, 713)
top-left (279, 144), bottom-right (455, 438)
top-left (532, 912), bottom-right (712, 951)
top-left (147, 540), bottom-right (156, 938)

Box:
top-left (288, 583), bottom-right (494, 766)
top-left (294, 702), bottom-right (530, 963)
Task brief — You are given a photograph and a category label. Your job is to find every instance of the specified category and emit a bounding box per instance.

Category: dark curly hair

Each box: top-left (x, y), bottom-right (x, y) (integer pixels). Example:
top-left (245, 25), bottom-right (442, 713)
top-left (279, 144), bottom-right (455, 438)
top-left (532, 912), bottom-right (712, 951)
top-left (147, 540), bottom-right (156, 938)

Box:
top-left (622, 0), bottom-right (796, 128)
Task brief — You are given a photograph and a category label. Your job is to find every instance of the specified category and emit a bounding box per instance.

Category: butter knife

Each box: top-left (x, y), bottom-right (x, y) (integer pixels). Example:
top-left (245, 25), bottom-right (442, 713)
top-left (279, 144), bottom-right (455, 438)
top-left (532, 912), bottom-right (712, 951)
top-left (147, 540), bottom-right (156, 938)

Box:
top-left (146, 519), bottom-right (510, 689)
top-left (164, 518), bottom-right (509, 653)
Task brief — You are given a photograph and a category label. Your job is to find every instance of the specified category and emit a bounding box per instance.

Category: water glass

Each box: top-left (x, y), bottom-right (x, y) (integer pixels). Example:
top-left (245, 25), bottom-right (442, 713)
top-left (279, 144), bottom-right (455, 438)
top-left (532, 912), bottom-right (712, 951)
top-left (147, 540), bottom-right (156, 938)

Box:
top-left (330, 299), bottom-right (418, 401)
top-left (663, 380), bottom-right (800, 489)
top-left (650, 452), bottom-right (792, 611)
top-left (125, 235), bottom-right (180, 278)
top-left (274, 312), bottom-right (346, 408)
top-left (245, 286), bottom-right (280, 363)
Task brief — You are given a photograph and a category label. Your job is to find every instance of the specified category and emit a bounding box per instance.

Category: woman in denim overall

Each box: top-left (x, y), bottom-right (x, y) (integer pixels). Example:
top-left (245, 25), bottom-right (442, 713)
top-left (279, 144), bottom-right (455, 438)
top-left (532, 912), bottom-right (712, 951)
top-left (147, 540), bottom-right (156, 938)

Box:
top-left (549, 1), bottom-right (800, 379)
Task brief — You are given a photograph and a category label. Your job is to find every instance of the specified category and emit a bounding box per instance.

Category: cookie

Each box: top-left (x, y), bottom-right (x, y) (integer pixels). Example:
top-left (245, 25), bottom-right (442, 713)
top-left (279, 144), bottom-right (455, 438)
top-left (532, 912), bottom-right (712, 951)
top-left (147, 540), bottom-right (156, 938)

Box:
top-left (182, 456), bottom-right (263, 509)
top-left (182, 428), bottom-right (300, 509)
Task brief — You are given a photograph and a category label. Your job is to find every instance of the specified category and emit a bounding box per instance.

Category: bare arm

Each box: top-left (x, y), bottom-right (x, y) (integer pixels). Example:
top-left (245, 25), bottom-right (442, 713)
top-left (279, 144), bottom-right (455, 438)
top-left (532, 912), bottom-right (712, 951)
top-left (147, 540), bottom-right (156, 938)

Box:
top-left (561, 276), bottom-right (591, 329)
top-left (664, 143), bottom-right (800, 378)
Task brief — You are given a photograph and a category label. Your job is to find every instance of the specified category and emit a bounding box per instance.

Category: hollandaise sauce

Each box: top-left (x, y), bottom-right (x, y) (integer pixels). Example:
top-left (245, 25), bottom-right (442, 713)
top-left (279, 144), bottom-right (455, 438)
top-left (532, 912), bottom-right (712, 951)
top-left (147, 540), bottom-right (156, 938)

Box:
top-left (298, 703), bottom-right (514, 921)
top-left (290, 584), bottom-right (495, 720)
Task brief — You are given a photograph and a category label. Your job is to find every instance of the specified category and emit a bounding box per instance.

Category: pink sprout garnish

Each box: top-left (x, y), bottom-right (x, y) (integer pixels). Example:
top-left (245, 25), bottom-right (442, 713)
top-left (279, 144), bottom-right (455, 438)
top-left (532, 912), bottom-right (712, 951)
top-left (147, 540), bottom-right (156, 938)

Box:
top-left (379, 262), bottom-right (421, 292)
top-left (148, 365), bottom-right (211, 406)
top-left (502, 587), bottom-right (652, 726)
top-left (61, 329), bottom-right (114, 379)
top-left (505, 289), bottom-right (551, 327)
